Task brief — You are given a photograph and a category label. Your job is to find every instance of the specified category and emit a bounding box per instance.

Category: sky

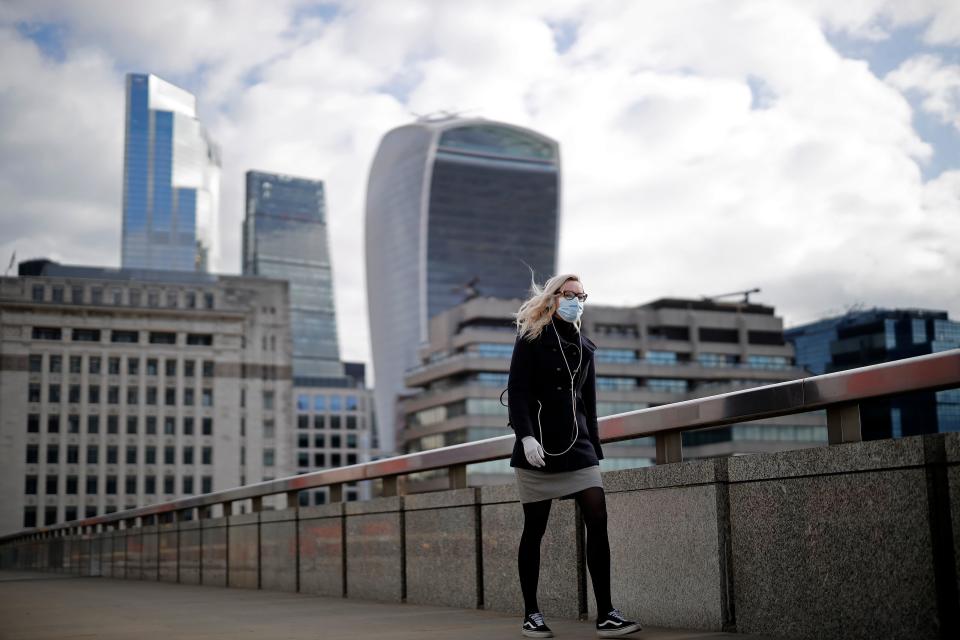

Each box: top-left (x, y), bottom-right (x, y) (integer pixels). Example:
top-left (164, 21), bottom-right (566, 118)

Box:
top-left (0, 0), bottom-right (958, 368)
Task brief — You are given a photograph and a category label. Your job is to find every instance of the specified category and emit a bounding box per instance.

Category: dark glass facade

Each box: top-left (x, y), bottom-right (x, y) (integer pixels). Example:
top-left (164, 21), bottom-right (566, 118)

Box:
top-left (785, 309), bottom-right (960, 438)
top-left (365, 118), bottom-right (559, 454)
top-left (121, 74), bottom-right (219, 272)
top-left (244, 171), bottom-right (342, 381)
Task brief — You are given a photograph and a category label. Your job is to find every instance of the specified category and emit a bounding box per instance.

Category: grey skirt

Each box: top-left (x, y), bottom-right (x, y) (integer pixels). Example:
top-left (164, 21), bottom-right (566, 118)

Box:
top-left (514, 464), bottom-right (603, 504)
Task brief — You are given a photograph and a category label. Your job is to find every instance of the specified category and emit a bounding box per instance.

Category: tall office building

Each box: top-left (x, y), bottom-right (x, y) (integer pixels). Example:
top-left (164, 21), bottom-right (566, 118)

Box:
top-left (785, 308), bottom-right (960, 438)
top-left (243, 171), bottom-right (342, 383)
top-left (0, 260), bottom-right (294, 536)
top-left (365, 117), bottom-right (560, 454)
top-left (122, 74), bottom-right (221, 272)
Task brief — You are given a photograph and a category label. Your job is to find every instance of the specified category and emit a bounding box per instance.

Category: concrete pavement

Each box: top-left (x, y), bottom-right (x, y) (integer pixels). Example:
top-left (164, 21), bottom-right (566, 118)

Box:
top-left (0, 570), bottom-right (773, 640)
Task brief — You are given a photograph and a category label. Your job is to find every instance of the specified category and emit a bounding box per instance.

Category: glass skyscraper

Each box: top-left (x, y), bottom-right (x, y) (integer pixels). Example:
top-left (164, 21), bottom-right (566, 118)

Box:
top-left (365, 117), bottom-right (560, 454)
top-left (122, 74), bottom-right (221, 272)
top-left (785, 308), bottom-right (960, 438)
top-left (244, 171), bottom-right (343, 383)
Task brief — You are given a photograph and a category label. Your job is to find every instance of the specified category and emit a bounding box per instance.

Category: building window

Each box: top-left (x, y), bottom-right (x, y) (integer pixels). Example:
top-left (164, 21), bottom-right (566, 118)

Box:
top-left (45, 507), bottom-right (57, 525)
top-left (31, 284), bottom-right (45, 301)
top-left (202, 418), bottom-right (212, 435)
top-left (126, 446), bottom-right (137, 465)
top-left (645, 351), bottom-right (678, 365)
top-left (183, 417), bottom-right (194, 435)
top-left (146, 387), bottom-right (157, 405)
top-left (127, 357), bottom-right (140, 375)
top-left (108, 357), bottom-right (121, 374)
top-left (263, 420), bottom-right (275, 439)
top-left (112, 289), bottom-right (123, 305)
top-left (747, 330), bottom-right (785, 346)
top-left (91, 288), bottom-right (103, 305)
top-left (202, 389), bottom-right (213, 407)
top-left (298, 415), bottom-right (309, 430)
top-left (314, 395), bottom-right (326, 411)
top-left (165, 388), bottom-right (176, 406)
top-left (145, 446), bottom-right (156, 464)
top-left (183, 447), bottom-right (194, 465)
top-left (67, 445), bottom-right (79, 464)
top-left (47, 414), bottom-right (60, 433)
top-left (166, 291), bottom-right (178, 308)
top-left (263, 449), bottom-right (275, 467)
top-left (145, 476), bottom-right (156, 494)
top-left (68, 384), bottom-right (81, 403)
top-left (597, 377), bottom-right (637, 391)
top-left (28, 383), bottom-right (41, 403)
top-left (25, 475), bottom-right (38, 495)
top-left (314, 415), bottom-right (325, 429)
top-left (107, 445), bottom-right (118, 464)
top-left (125, 475), bottom-right (137, 495)
top-left (86, 446), bottom-right (97, 464)
top-left (26, 444), bottom-right (39, 464)
top-left (149, 332), bottom-right (176, 345)
top-left (346, 395), bottom-right (358, 410)
top-left (47, 444), bottom-right (60, 464)
top-left (184, 360), bottom-right (195, 377)
top-left (127, 387), bottom-right (138, 405)
top-left (314, 433), bottom-right (325, 448)
top-left (73, 329), bottom-right (101, 342)
top-left (87, 415), bottom-right (99, 433)
top-left (88, 385), bottom-right (99, 404)
top-left (184, 388), bottom-right (194, 405)
top-left (105, 475), bottom-right (116, 494)
top-left (263, 391), bottom-right (274, 410)
top-left (330, 416), bottom-right (341, 430)
top-left (164, 417), bottom-right (175, 435)
top-left (203, 293), bottom-right (214, 309)
top-left (201, 447), bottom-right (212, 465)
top-left (147, 291), bottom-right (159, 307)
top-left (297, 394), bottom-right (309, 411)
top-left (67, 414), bottom-right (80, 433)
top-left (183, 476), bottom-right (194, 494)
top-left (164, 446), bottom-right (175, 465)
top-left (163, 476), bottom-right (175, 494)
top-left (129, 290), bottom-right (141, 306)
top-left (27, 414), bottom-right (40, 433)
top-left (89, 357), bottom-right (101, 374)
top-left (146, 359), bottom-right (158, 375)
top-left (186, 292), bottom-right (196, 308)
top-left (146, 416), bottom-right (157, 434)
top-left (51, 286), bottom-right (64, 302)
top-left (112, 330), bottom-right (139, 344)
top-left (66, 476), bottom-right (78, 495)
top-left (107, 415), bottom-right (119, 433)
top-left (647, 378), bottom-right (689, 393)
top-left (330, 395), bottom-right (342, 411)
top-left (126, 416), bottom-right (138, 434)
top-left (202, 360), bottom-right (214, 378)
top-left (186, 333), bottom-right (212, 346)
top-left (32, 327), bottom-right (62, 340)
top-left (201, 476), bottom-right (212, 493)
top-left (165, 359), bottom-right (177, 377)
top-left (49, 354), bottom-right (62, 372)
top-left (108, 386), bottom-right (120, 404)
top-left (29, 354), bottom-right (42, 372)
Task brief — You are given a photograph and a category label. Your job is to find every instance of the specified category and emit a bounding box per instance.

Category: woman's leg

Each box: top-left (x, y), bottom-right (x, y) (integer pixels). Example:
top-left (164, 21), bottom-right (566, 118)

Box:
top-left (575, 486), bottom-right (612, 615)
top-left (519, 498), bottom-right (552, 615)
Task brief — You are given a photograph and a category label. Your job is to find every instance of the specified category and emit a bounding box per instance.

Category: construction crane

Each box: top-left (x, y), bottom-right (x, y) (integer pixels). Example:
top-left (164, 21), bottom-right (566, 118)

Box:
top-left (701, 288), bottom-right (761, 304)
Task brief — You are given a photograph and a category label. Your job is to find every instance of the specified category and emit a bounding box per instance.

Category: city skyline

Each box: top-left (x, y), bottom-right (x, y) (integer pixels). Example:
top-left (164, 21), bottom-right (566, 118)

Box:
top-left (1, 0), bottom-right (958, 371)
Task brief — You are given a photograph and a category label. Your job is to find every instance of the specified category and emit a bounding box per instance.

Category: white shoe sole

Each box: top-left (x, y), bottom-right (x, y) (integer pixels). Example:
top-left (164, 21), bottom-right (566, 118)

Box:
top-left (522, 629), bottom-right (554, 638)
top-left (597, 621), bottom-right (642, 637)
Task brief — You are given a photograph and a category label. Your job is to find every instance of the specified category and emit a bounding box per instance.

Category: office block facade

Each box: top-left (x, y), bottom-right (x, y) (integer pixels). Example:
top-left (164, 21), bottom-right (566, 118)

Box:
top-left (243, 171), bottom-right (342, 383)
top-left (366, 117), bottom-right (560, 454)
top-left (0, 260), bottom-right (293, 535)
top-left (401, 296), bottom-right (825, 486)
top-left (122, 74), bottom-right (221, 272)
top-left (786, 308), bottom-right (960, 438)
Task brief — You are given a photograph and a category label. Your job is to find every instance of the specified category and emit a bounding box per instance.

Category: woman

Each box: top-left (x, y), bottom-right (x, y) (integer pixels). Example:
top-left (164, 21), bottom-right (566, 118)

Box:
top-left (508, 273), bottom-right (641, 638)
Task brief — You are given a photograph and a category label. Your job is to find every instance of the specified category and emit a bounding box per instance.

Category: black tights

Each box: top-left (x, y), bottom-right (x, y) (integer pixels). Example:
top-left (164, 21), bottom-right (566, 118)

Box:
top-left (518, 486), bottom-right (611, 616)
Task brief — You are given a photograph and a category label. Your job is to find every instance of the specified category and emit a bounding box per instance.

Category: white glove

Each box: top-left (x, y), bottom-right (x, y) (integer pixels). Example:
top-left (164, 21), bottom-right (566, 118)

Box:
top-left (522, 436), bottom-right (546, 468)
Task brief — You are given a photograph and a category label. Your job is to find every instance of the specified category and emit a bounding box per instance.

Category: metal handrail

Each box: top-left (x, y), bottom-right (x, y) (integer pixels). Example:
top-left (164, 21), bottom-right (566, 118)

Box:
top-left (4, 348), bottom-right (958, 543)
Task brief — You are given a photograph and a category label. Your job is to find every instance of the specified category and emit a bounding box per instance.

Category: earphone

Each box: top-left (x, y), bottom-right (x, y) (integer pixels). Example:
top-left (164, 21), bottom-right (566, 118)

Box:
top-left (535, 319), bottom-right (583, 456)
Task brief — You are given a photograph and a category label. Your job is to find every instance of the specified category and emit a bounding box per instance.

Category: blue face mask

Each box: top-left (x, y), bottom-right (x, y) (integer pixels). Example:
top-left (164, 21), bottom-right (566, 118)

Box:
top-left (556, 297), bottom-right (583, 323)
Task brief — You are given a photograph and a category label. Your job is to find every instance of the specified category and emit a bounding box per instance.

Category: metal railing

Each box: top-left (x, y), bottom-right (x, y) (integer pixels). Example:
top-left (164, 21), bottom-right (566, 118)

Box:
top-left (4, 348), bottom-right (959, 543)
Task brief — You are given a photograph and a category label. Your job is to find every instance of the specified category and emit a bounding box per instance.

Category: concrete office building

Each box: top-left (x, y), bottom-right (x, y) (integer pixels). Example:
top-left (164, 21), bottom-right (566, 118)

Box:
top-left (786, 307), bottom-right (960, 438)
top-left (0, 260), bottom-right (294, 535)
top-left (366, 116), bottom-right (561, 455)
top-left (122, 74), bottom-right (221, 272)
top-left (401, 296), bottom-right (826, 487)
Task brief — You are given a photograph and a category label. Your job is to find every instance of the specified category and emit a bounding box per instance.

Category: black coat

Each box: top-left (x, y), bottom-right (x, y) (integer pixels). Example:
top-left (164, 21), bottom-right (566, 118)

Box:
top-left (507, 318), bottom-right (604, 472)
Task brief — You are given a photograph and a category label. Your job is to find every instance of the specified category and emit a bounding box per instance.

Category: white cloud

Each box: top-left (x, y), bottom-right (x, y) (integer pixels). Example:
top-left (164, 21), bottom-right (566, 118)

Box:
top-left (886, 54), bottom-right (960, 132)
top-left (0, 0), bottom-right (958, 371)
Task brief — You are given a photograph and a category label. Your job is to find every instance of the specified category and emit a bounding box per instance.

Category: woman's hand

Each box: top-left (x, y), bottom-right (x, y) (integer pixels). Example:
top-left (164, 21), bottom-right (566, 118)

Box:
top-left (521, 436), bottom-right (546, 468)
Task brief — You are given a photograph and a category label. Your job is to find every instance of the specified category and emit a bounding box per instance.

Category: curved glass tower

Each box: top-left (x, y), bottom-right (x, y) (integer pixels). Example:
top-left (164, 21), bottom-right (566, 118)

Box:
top-left (365, 117), bottom-right (560, 454)
top-left (121, 74), bottom-right (221, 272)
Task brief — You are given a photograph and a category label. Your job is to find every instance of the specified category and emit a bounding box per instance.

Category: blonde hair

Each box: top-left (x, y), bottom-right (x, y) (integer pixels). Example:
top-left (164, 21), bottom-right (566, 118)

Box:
top-left (514, 273), bottom-right (582, 340)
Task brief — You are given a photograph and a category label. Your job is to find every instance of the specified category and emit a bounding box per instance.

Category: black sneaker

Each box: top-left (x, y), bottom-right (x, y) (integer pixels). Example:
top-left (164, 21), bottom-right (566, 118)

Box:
top-left (522, 611), bottom-right (554, 638)
top-left (596, 608), bottom-right (642, 637)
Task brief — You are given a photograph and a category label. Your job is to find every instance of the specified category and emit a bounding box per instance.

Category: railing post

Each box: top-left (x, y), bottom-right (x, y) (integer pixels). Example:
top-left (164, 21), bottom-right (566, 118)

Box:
top-left (655, 432), bottom-right (683, 464)
top-left (449, 464), bottom-right (467, 490)
top-left (827, 403), bottom-right (862, 444)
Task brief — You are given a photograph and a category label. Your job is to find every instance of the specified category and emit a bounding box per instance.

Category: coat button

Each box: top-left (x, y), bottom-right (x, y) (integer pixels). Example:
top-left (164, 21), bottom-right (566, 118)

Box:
top-left (556, 386), bottom-right (562, 390)
top-left (556, 367), bottom-right (561, 371)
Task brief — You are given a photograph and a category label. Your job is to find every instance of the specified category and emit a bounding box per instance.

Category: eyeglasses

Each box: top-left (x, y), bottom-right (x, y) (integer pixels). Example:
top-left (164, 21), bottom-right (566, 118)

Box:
top-left (556, 291), bottom-right (588, 302)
